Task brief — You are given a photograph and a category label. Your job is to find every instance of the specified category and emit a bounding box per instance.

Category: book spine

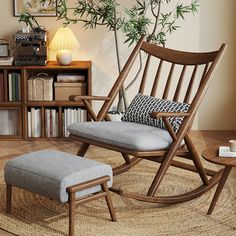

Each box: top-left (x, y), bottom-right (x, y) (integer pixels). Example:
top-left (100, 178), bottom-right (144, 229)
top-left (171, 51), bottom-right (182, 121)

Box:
top-left (67, 108), bottom-right (70, 137)
top-left (35, 108), bottom-right (41, 137)
top-left (45, 109), bottom-right (50, 138)
top-left (0, 73), bottom-right (4, 102)
top-left (14, 73), bottom-right (19, 101)
top-left (8, 73), bottom-right (12, 101)
top-left (55, 111), bottom-right (59, 137)
top-left (18, 74), bottom-right (21, 101)
top-left (28, 110), bottom-right (31, 137)
top-left (31, 107), bottom-right (35, 137)
top-left (51, 109), bottom-right (58, 137)
top-left (64, 108), bottom-right (67, 137)
top-left (77, 108), bottom-right (81, 122)
top-left (62, 111), bottom-right (65, 137)
top-left (12, 73), bottom-right (16, 102)
top-left (80, 109), bottom-right (87, 122)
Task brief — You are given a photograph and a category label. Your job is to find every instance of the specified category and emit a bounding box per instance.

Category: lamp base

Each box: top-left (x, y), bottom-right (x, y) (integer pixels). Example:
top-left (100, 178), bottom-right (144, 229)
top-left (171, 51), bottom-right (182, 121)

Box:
top-left (56, 50), bottom-right (72, 65)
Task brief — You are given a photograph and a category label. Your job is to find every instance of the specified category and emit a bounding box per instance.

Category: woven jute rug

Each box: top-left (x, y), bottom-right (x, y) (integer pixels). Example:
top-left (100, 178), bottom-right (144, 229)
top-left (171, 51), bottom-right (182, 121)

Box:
top-left (1, 147), bottom-right (236, 236)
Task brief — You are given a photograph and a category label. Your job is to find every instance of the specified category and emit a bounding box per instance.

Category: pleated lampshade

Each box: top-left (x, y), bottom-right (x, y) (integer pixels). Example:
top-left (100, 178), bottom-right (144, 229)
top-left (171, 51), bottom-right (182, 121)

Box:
top-left (49, 27), bottom-right (80, 65)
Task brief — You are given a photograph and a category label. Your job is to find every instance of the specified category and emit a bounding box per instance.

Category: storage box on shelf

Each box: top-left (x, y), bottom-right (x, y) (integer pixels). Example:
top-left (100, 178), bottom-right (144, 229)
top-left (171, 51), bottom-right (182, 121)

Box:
top-left (0, 61), bottom-right (92, 140)
top-left (54, 82), bottom-right (86, 100)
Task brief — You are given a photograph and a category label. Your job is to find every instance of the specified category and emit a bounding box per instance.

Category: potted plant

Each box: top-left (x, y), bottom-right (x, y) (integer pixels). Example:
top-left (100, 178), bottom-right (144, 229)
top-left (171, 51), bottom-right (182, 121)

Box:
top-left (54, 0), bottom-right (199, 114)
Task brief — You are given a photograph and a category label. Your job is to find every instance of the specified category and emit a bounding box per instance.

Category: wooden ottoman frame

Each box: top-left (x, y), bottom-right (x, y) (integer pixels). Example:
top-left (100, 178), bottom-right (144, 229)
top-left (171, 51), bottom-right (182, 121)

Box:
top-left (6, 175), bottom-right (116, 236)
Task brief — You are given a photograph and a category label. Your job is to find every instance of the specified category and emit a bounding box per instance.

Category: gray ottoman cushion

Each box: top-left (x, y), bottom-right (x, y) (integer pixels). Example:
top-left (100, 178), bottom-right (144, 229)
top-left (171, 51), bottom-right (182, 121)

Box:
top-left (4, 150), bottom-right (112, 203)
top-left (67, 121), bottom-right (173, 151)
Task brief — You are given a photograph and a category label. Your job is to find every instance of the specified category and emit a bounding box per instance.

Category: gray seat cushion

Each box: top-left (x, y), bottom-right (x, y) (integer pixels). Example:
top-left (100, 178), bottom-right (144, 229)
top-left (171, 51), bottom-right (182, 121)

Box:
top-left (67, 121), bottom-right (173, 151)
top-left (4, 150), bottom-right (112, 203)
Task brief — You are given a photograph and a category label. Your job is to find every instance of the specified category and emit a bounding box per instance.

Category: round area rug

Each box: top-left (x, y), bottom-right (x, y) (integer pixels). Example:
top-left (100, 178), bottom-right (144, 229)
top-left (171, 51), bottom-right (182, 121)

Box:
top-left (1, 147), bottom-right (236, 236)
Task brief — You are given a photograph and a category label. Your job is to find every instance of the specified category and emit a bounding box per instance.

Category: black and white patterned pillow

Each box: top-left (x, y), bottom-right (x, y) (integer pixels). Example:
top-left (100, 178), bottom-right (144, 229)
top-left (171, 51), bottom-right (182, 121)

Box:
top-left (121, 94), bottom-right (190, 132)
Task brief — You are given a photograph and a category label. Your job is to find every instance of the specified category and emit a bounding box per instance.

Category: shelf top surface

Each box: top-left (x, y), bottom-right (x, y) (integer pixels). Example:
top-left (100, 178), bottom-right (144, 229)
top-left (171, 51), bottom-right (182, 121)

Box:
top-left (0, 61), bottom-right (92, 69)
top-left (46, 61), bottom-right (92, 68)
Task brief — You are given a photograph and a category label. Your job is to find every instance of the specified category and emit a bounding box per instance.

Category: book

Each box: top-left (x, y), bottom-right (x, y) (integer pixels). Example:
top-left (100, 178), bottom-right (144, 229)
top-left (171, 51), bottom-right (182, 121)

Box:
top-left (35, 108), bottom-right (41, 137)
top-left (17, 73), bottom-right (21, 101)
top-left (45, 109), bottom-right (51, 138)
top-left (28, 111), bottom-right (31, 137)
top-left (57, 74), bottom-right (85, 83)
top-left (0, 56), bottom-right (13, 65)
top-left (51, 109), bottom-right (59, 137)
top-left (0, 110), bottom-right (18, 135)
top-left (31, 107), bottom-right (35, 137)
top-left (8, 73), bottom-right (12, 101)
top-left (12, 73), bottom-right (16, 101)
top-left (219, 146), bottom-right (236, 157)
top-left (80, 109), bottom-right (87, 122)
top-left (64, 108), bottom-right (67, 137)
top-left (0, 73), bottom-right (4, 102)
top-left (30, 107), bottom-right (41, 137)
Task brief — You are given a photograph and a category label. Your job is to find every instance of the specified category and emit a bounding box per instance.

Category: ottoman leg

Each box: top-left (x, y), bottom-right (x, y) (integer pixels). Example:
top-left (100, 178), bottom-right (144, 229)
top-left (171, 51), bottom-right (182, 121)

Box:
top-left (101, 182), bottom-right (117, 222)
top-left (6, 184), bottom-right (12, 214)
top-left (68, 192), bottom-right (76, 236)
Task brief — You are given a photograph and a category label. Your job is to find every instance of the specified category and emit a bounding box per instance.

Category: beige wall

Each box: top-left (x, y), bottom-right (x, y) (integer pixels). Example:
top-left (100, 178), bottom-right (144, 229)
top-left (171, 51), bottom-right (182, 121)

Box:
top-left (199, 0), bottom-right (236, 130)
top-left (0, 0), bottom-right (234, 130)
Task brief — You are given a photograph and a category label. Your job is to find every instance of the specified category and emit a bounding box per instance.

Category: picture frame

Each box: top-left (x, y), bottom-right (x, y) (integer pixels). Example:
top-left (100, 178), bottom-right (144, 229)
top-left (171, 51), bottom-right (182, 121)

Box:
top-left (14, 0), bottom-right (57, 17)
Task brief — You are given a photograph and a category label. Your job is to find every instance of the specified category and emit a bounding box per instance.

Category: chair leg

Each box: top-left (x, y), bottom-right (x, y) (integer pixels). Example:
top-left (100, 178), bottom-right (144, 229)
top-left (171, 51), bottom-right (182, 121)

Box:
top-left (122, 153), bottom-right (132, 164)
top-left (77, 143), bottom-right (90, 157)
top-left (6, 184), bottom-right (12, 214)
top-left (185, 133), bottom-right (209, 185)
top-left (101, 183), bottom-right (117, 222)
top-left (147, 148), bottom-right (177, 197)
top-left (68, 192), bottom-right (76, 236)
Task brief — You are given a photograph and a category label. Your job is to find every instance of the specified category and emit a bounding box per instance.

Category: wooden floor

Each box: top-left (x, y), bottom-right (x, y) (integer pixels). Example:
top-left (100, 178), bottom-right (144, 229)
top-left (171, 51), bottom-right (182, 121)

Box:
top-left (0, 130), bottom-right (236, 235)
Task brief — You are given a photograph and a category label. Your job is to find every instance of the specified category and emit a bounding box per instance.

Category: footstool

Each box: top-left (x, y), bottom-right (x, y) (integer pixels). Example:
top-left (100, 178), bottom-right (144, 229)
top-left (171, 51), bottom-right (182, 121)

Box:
top-left (4, 149), bottom-right (116, 236)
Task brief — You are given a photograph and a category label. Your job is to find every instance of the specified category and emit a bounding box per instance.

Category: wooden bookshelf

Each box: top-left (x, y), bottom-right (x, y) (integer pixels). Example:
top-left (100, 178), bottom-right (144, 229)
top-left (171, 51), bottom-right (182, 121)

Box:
top-left (0, 61), bottom-right (92, 140)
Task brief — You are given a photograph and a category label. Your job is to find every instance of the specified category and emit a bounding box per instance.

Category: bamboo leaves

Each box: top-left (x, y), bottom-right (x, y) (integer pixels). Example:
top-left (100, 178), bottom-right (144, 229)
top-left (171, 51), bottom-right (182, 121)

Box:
top-left (56, 0), bottom-right (199, 47)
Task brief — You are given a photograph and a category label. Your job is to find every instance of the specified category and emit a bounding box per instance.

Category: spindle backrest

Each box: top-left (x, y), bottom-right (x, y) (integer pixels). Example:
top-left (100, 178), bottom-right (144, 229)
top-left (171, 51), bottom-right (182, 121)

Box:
top-left (139, 41), bottom-right (224, 105)
top-left (97, 36), bottom-right (226, 121)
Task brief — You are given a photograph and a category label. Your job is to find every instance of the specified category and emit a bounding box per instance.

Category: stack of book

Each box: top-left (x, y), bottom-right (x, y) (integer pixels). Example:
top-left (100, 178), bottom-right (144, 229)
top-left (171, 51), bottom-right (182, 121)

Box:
top-left (45, 108), bottom-right (59, 138)
top-left (0, 56), bottom-right (13, 66)
top-left (8, 72), bottom-right (21, 101)
top-left (27, 108), bottom-right (41, 138)
top-left (219, 146), bottom-right (236, 157)
top-left (63, 108), bottom-right (87, 137)
top-left (57, 74), bottom-right (85, 83)
top-left (0, 110), bottom-right (18, 135)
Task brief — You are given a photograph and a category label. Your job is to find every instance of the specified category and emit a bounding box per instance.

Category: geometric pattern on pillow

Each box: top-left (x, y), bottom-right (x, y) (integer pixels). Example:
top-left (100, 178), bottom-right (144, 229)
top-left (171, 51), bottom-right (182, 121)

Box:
top-left (121, 94), bottom-right (190, 132)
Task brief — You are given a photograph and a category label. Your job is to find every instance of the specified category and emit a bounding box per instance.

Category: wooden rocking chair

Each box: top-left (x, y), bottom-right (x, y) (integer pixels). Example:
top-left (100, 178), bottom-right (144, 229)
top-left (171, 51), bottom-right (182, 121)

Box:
top-left (68, 36), bottom-right (226, 203)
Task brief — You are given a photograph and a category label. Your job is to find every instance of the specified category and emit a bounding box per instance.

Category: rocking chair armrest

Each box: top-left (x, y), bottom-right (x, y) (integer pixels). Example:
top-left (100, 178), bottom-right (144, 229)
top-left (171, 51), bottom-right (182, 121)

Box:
top-left (150, 111), bottom-right (190, 119)
top-left (69, 95), bottom-right (111, 102)
top-left (150, 112), bottom-right (190, 141)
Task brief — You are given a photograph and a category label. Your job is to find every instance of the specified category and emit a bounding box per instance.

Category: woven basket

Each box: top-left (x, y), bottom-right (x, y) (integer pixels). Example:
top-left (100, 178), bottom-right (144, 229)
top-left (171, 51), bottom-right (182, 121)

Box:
top-left (28, 73), bottom-right (53, 101)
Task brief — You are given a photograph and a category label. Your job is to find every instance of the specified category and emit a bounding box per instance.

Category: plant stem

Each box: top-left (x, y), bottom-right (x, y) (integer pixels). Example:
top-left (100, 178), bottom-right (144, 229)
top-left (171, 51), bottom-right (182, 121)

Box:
top-left (148, 1), bottom-right (161, 42)
top-left (125, 52), bottom-right (143, 90)
top-left (114, 27), bottom-right (125, 113)
top-left (113, 1), bottom-right (127, 113)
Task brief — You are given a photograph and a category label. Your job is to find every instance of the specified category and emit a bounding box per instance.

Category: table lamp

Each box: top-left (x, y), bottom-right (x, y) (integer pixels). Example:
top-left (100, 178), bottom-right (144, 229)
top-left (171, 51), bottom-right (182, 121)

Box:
top-left (49, 27), bottom-right (80, 65)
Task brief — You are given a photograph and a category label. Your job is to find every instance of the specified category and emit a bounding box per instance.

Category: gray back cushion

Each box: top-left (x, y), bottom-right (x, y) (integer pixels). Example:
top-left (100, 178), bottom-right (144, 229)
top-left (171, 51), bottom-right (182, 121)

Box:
top-left (121, 94), bottom-right (190, 132)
